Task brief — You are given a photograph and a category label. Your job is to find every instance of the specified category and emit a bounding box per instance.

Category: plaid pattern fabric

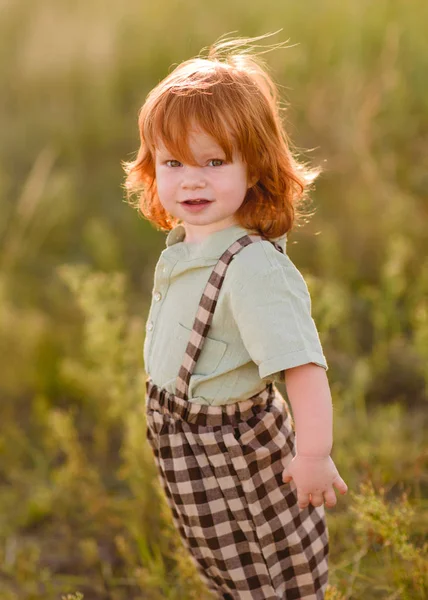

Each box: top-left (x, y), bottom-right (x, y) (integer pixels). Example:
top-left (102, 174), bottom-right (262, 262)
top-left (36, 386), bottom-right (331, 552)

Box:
top-left (145, 234), bottom-right (329, 599)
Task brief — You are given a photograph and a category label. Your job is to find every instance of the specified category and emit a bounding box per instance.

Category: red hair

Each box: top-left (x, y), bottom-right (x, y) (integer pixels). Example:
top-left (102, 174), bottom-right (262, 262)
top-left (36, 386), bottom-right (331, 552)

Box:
top-left (122, 34), bottom-right (320, 239)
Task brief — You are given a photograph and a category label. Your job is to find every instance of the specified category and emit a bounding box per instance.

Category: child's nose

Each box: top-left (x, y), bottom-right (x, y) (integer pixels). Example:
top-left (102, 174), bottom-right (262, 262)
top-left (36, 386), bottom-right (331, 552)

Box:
top-left (181, 166), bottom-right (206, 190)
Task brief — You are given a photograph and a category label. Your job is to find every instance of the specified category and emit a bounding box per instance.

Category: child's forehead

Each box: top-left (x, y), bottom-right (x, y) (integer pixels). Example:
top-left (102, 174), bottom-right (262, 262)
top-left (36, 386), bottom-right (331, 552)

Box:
top-left (148, 96), bottom-right (242, 162)
top-left (155, 128), bottom-right (225, 155)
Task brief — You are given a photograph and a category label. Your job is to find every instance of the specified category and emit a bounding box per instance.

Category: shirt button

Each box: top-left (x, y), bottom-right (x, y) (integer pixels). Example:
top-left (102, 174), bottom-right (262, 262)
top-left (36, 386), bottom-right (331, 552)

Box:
top-left (154, 291), bottom-right (162, 302)
top-left (146, 321), bottom-right (154, 331)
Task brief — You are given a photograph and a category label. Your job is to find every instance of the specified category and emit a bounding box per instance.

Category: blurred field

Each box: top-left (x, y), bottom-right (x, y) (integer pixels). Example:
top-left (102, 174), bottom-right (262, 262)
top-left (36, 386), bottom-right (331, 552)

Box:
top-left (0, 0), bottom-right (427, 598)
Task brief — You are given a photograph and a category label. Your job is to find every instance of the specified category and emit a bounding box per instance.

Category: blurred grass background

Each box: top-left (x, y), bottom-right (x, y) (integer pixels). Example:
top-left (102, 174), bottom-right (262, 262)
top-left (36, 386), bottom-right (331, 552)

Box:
top-left (0, 0), bottom-right (427, 598)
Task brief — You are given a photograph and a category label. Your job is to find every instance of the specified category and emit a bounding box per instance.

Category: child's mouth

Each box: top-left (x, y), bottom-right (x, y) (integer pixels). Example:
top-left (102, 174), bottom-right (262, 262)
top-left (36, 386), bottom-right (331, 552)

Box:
top-left (183, 200), bottom-right (211, 205)
top-left (181, 199), bottom-right (213, 211)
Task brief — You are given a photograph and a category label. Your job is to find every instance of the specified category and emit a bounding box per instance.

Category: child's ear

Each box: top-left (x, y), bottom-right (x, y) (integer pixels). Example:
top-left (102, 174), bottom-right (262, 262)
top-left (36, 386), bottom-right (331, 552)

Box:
top-left (247, 174), bottom-right (258, 188)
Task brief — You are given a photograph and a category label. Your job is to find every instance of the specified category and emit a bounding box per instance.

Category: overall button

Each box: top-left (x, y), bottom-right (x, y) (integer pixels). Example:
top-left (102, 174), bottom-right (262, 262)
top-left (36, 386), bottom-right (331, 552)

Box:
top-left (146, 321), bottom-right (154, 331)
top-left (154, 291), bottom-right (162, 301)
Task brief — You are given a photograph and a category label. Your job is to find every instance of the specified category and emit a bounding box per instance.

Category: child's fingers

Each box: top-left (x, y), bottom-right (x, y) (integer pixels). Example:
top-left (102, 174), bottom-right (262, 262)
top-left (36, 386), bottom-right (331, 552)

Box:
top-left (282, 469), bottom-right (292, 484)
top-left (333, 476), bottom-right (348, 495)
top-left (297, 492), bottom-right (310, 509)
top-left (309, 492), bottom-right (324, 507)
top-left (323, 488), bottom-right (337, 508)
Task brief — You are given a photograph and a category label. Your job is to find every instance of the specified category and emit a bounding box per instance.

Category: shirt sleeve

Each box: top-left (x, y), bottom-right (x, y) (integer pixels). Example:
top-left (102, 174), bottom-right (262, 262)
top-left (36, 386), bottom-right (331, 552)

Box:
top-left (229, 261), bottom-right (328, 380)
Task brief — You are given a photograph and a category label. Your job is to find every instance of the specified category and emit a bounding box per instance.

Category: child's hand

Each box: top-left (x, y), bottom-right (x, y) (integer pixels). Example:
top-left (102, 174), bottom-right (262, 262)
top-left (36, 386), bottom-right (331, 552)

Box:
top-left (281, 454), bottom-right (348, 509)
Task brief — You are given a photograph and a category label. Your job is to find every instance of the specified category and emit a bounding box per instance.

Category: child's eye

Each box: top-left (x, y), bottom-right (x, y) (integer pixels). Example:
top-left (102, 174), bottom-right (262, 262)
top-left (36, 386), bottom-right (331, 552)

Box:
top-left (166, 160), bottom-right (182, 167)
top-left (208, 159), bottom-right (225, 167)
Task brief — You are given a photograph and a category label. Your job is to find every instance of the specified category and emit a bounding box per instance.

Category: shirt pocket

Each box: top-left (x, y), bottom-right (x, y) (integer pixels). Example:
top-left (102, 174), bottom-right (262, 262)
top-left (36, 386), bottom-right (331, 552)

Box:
top-left (176, 322), bottom-right (228, 376)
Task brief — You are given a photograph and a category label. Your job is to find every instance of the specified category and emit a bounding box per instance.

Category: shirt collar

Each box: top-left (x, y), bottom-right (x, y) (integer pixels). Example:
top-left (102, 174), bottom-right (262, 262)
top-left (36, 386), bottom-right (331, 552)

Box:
top-left (164, 223), bottom-right (287, 260)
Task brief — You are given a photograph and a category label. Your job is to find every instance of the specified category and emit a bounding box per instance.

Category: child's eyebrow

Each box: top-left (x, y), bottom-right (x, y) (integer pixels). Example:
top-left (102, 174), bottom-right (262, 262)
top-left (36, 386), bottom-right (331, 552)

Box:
top-left (155, 147), bottom-right (171, 156)
top-left (156, 149), bottom-right (227, 160)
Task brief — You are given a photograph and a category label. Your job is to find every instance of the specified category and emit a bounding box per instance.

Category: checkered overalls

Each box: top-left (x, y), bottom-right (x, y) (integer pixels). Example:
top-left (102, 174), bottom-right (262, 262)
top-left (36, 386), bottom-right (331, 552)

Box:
top-left (145, 233), bottom-right (329, 599)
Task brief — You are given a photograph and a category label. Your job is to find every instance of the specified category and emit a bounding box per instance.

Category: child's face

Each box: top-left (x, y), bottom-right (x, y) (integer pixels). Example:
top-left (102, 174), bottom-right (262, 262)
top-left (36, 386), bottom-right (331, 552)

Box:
top-left (154, 128), bottom-right (252, 241)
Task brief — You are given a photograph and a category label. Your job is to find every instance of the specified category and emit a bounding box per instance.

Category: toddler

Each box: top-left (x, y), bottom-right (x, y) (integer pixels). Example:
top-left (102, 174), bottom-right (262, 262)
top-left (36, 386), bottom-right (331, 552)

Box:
top-left (123, 33), bottom-right (348, 600)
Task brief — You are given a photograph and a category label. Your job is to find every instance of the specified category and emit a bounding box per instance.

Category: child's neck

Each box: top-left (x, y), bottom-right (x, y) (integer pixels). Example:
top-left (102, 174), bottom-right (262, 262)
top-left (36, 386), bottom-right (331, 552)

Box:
top-left (183, 221), bottom-right (238, 244)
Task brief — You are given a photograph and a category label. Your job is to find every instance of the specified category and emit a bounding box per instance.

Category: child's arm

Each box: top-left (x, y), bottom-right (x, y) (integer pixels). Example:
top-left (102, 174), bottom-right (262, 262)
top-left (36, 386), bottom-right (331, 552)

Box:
top-left (281, 363), bottom-right (348, 509)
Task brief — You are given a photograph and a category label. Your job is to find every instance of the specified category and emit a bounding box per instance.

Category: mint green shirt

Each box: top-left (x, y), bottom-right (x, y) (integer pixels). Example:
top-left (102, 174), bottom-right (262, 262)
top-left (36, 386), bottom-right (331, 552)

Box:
top-left (144, 224), bottom-right (328, 406)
